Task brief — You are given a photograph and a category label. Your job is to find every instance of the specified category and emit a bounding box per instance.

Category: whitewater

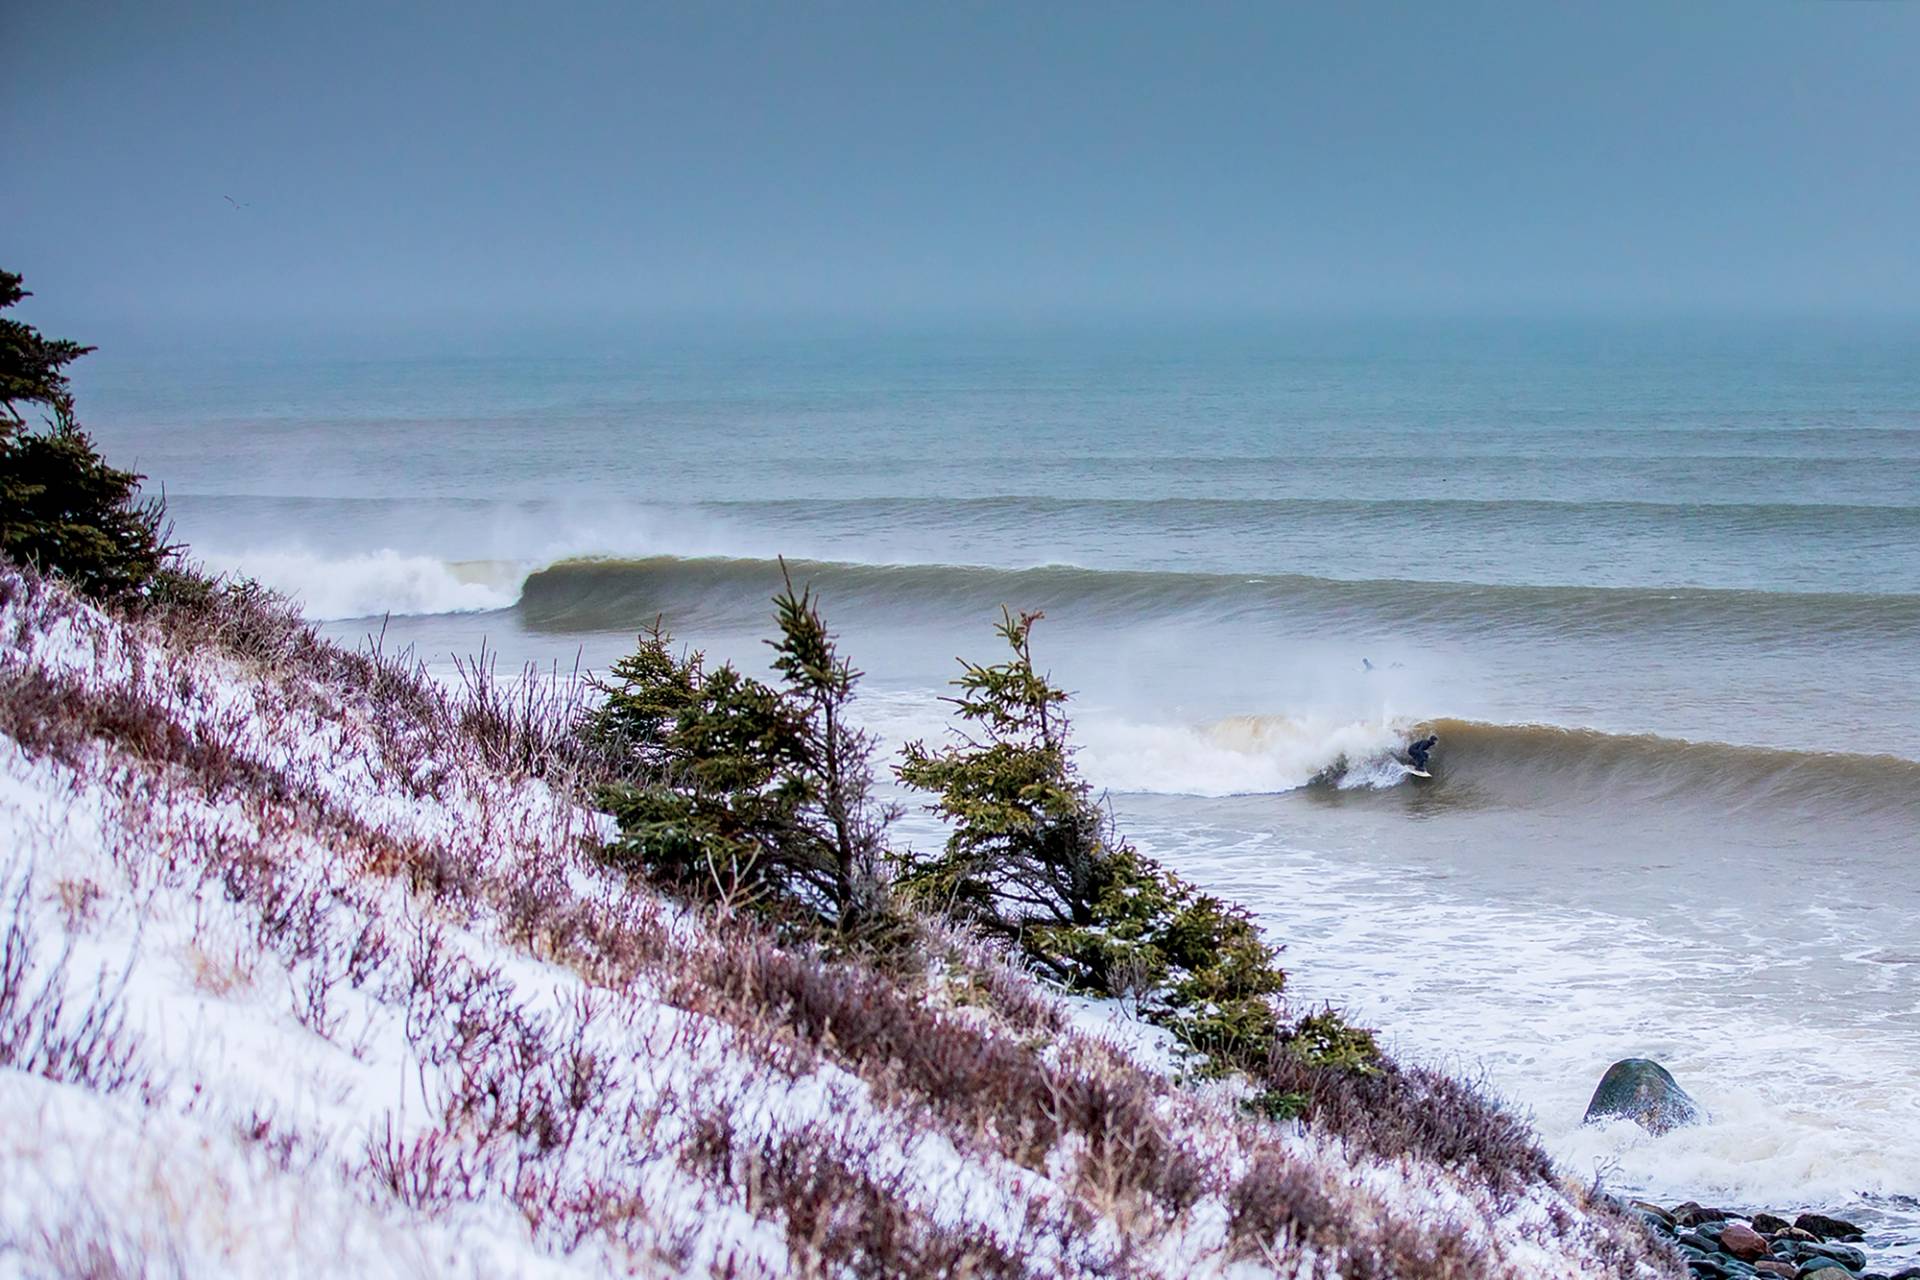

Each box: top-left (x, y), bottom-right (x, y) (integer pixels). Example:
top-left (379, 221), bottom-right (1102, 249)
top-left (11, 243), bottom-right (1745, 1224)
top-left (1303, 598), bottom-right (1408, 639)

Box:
top-left (80, 316), bottom-right (1920, 1258)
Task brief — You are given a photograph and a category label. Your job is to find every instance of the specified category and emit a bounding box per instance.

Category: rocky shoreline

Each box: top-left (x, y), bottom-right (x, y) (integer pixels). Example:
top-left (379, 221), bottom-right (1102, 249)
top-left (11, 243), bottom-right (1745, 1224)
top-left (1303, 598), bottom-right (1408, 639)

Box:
top-left (1632, 1202), bottom-right (1918, 1280)
top-left (1585, 1061), bottom-right (1914, 1279)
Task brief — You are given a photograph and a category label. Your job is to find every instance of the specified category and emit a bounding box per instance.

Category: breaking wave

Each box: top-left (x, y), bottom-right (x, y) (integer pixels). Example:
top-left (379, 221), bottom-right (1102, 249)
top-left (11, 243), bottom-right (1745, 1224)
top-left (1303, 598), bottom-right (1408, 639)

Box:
top-left (1070, 712), bottom-right (1920, 821)
top-left (513, 553), bottom-right (1920, 640)
top-left (1076, 714), bottom-right (1413, 797)
top-left (206, 549), bottom-right (525, 621)
top-left (1414, 717), bottom-right (1920, 820)
top-left (197, 544), bottom-right (1920, 644)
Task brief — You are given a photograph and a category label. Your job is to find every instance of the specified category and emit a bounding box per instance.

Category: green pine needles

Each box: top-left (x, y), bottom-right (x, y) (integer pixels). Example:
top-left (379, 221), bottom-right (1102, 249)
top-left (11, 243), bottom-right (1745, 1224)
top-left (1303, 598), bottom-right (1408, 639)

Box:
top-left (584, 561), bottom-right (895, 933)
top-left (585, 578), bottom-right (1377, 1083)
top-left (1, 269), bottom-right (168, 599)
top-left (896, 608), bottom-right (1291, 1073)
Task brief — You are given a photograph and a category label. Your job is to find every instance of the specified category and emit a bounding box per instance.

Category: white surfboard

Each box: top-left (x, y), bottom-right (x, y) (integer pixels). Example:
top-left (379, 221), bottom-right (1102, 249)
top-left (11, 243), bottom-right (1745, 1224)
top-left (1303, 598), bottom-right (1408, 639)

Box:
top-left (1405, 767), bottom-right (1431, 778)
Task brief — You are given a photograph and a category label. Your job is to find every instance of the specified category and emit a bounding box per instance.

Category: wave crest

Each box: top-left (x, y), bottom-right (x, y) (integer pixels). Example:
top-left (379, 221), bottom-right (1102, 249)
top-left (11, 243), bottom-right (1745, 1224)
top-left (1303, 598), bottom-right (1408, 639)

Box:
top-left (1078, 713), bottom-right (1412, 796)
top-left (1076, 713), bottom-right (1920, 815)
top-left (1422, 716), bottom-right (1920, 816)
top-left (208, 549), bottom-right (524, 621)
top-left (514, 554), bottom-right (1920, 639)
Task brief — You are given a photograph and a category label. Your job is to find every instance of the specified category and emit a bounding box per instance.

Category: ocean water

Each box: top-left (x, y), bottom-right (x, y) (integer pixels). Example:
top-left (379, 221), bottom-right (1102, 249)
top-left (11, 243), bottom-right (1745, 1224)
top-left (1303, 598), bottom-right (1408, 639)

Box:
top-left (83, 317), bottom-right (1920, 1253)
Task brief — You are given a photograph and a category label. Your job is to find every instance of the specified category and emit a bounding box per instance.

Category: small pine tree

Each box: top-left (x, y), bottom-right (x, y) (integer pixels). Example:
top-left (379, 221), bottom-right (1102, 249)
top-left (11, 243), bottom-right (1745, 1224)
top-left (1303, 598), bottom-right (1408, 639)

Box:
top-left (765, 561), bottom-right (895, 926)
top-left (895, 609), bottom-right (1110, 973)
top-left (585, 565), bottom-right (893, 929)
top-left (0, 269), bottom-right (168, 598)
top-left (587, 624), bottom-right (804, 915)
top-left (898, 608), bottom-right (1293, 1071)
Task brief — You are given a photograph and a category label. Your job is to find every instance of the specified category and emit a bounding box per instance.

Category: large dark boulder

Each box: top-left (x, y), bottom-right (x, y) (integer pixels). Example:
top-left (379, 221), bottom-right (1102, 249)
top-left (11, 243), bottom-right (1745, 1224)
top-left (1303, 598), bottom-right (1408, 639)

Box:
top-left (1784, 1240), bottom-right (1868, 1271)
top-left (1582, 1058), bottom-right (1703, 1133)
top-left (1793, 1213), bottom-right (1864, 1242)
top-left (1673, 1201), bottom-right (1732, 1227)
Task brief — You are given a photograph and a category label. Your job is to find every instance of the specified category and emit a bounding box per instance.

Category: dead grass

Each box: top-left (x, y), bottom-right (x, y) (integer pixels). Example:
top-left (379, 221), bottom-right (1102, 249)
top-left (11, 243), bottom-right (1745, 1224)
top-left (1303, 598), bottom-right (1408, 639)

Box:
top-left (684, 1113), bottom-right (1045, 1280)
top-left (184, 936), bottom-right (255, 996)
top-left (0, 871), bottom-right (147, 1096)
top-left (1259, 1047), bottom-right (1555, 1204)
top-left (54, 877), bottom-right (101, 930)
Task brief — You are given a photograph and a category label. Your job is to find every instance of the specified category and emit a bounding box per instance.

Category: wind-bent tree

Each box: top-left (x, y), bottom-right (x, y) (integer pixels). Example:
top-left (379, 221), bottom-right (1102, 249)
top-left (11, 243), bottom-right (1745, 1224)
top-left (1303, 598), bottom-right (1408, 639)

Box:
top-left (586, 562), bottom-right (894, 930)
top-left (894, 609), bottom-right (1107, 958)
top-left (766, 564), bottom-right (895, 926)
top-left (0, 269), bottom-right (168, 598)
top-left (897, 608), bottom-right (1291, 1067)
top-left (2, 270), bottom-right (92, 427)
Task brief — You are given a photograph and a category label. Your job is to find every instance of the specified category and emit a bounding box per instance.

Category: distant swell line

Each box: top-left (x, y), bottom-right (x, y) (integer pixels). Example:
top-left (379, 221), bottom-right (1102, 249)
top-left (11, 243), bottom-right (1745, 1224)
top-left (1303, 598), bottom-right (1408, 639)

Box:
top-left (515, 554), bottom-right (1920, 640)
top-left (701, 495), bottom-right (1920, 521)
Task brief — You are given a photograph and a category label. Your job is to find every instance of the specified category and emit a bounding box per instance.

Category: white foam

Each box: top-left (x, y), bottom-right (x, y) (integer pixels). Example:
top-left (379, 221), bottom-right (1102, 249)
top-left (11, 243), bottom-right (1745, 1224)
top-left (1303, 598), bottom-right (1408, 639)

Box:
top-left (1077, 712), bottom-right (1411, 796)
top-left (1136, 823), bottom-right (1920, 1260)
top-left (205, 548), bottom-right (525, 620)
top-left (175, 498), bottom-right (960, 614)
top-left (181, 504), bottom-right (1009, 626)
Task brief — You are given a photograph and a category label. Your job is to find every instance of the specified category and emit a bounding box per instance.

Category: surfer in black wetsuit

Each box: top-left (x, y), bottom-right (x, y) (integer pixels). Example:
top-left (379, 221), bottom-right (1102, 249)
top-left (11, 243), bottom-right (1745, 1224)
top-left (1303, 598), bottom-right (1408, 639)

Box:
top-left (1405, 734), bottom-right (1437, 771)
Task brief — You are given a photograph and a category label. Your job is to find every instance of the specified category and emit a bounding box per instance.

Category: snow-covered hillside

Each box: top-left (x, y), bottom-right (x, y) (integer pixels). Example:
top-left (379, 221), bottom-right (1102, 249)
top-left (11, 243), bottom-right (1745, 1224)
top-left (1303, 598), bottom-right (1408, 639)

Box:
top-left (0, 561), bottom-right (1676, 1278)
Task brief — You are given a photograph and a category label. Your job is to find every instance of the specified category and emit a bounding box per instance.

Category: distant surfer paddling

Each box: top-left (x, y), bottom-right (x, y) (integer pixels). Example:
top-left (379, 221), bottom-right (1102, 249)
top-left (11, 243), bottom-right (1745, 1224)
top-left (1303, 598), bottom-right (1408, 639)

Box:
top-left (1404, 734), bottom-right (1437, 775)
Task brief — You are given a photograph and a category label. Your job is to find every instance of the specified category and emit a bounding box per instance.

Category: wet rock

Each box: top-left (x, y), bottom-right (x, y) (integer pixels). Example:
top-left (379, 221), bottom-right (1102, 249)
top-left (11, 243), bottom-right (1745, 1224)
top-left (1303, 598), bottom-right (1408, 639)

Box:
top-left (1800, 1243), bottom-right (1868, 1271)
top-left (1775, 1240), bottom-right (1868, 1269)
top-left (1585, 1059), bottom-right (1703, 1133)
top-left (1637, 1208), bottom-right (1675, 1232)
top-left (1673, 1200), bottom-right (1734, 1227)
top-left (1796, 1214), bottom-right (1866, 1242)
top-left (1722, 1223), bottom-right (1770, 1261)
top-left (1640, 1198), bottom-right (1897, 1280)
top-left (1794, 1264), bottom-right (1853, 1280)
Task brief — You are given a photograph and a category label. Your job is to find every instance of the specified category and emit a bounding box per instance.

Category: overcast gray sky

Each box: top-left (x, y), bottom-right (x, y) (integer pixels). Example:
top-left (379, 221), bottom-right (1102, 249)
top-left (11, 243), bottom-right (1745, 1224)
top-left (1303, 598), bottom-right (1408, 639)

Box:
top-left (6, 1), bottom-right (1919, 335)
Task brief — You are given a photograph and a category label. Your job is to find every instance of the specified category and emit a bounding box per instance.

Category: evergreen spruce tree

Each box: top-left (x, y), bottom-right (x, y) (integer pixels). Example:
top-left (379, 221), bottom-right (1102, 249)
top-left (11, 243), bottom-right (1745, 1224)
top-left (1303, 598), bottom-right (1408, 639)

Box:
top-left (765, 562), bottom-right (895, 926)
top-left (586, 563), bottom-right (893, 929)
top-left (0, 269), bottom-right (167, 598)
top-left (897, 608), bottom-right (1292, 1069)
top-left (893, 609), bottom-right (1106, 965)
